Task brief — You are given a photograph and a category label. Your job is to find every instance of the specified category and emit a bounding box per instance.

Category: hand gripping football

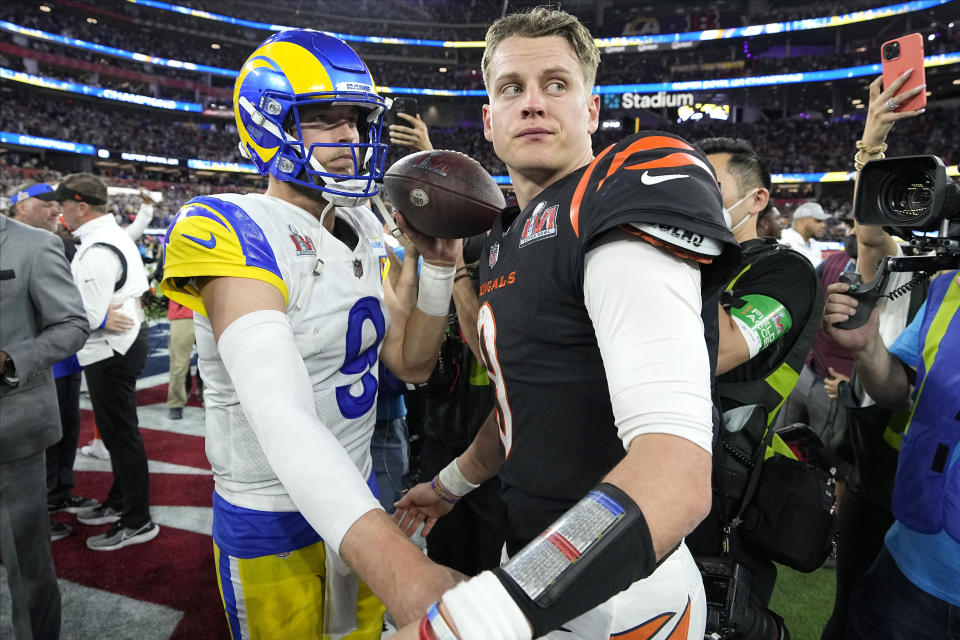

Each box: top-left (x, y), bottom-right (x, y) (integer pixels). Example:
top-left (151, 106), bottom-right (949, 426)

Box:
top-left (382, 150), bottom-right (506, 238)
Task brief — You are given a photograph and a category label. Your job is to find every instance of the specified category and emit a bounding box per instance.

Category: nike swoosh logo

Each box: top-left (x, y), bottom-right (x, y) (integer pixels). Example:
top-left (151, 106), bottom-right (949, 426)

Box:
top-left (182, 232), bottom-right (216, 249)
top-left (641, 171), bottom-right (689, 185)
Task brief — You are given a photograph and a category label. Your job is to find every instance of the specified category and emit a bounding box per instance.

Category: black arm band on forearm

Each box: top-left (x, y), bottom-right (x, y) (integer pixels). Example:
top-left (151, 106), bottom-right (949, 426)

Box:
top-left (492, 482), bottom-right (657, 638)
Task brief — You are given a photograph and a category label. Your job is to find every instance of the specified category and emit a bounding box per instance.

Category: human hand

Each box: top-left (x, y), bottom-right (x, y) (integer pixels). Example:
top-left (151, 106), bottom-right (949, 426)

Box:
top-left (390, 562), bottom-right (466, 627)
top-left (139, 189), bottom-right (159, 205)
top-left (394, 213), bottom-right (461, 267)
top-left (389, 113), bottom-right (434, 151)
top-left (104, 304), bottom-right (135, 333)
top-left (861, 72), bottom-right (926, 149)
top-left (822, 282), bottom-right (881, 353)
top-left (824, 366), bottom-right (850, 399)
top-left (393, 479), bottom-right (457, 537)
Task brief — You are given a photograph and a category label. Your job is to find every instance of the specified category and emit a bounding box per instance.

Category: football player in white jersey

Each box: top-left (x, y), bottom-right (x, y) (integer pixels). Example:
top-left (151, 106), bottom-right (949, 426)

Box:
top-left (160, 29), bottom-right (462, 639)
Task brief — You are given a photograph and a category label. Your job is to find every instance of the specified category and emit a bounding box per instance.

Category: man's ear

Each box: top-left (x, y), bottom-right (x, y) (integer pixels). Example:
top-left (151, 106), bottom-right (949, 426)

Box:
top-left (586, 94), bottom-right (600, 135)
top-left (753, 188), bottom-right (770, 215)
top-left (482, 103), bottom-right (493, 143)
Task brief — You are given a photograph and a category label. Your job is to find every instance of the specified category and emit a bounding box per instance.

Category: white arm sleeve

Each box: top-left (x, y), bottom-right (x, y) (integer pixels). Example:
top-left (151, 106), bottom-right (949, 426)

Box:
top-left (583, 232), bottom-right (714, 453)
top-left (217, 310), bottom-right (383, 554)
top-left (125, 203), bottom-right (154, 240)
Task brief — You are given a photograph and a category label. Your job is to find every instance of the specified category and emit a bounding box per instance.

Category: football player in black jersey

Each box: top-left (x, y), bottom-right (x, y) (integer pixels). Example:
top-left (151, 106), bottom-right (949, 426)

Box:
top-left (393, 7), bottom-right (741, 640)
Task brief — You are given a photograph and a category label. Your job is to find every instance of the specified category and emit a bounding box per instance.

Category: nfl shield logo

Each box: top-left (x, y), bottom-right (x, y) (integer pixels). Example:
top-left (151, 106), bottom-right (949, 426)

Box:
top-left (353, 258), bottom-right (363, 278)
top-left (488, 242), bottom-right (499, 268)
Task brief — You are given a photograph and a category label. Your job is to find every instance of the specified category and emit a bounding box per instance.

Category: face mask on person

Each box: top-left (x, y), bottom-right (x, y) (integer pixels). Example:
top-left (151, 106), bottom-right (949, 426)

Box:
top-left (722, 188), bottom-right (760, 232)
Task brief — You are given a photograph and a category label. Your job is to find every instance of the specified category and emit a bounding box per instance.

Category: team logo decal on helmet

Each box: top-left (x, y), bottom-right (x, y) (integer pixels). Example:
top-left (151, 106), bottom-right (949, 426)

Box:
top-left (234, 29), bottom-right (389, 206)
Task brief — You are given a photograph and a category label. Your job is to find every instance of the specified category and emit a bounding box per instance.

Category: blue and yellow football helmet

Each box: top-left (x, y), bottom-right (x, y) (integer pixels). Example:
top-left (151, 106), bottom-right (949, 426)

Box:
top-left (234, 29), bottom-right (388, 205)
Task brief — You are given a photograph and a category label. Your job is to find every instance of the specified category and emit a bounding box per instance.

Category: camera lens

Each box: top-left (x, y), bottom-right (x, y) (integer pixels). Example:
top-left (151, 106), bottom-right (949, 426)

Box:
top-left (881, 169), bottom-right (935, 221)
top-left (884, 42), bottom-right (900, 60)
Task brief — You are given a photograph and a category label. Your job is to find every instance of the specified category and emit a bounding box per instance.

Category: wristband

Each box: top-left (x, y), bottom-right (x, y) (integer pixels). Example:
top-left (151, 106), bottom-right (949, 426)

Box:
top-left (442, 571), bottom-right (532, 640)
top-left (417, 261), bottom-right (455, 316)
top-left (427, 602), bottom-right (459, 640)
top-left (438, 458), bottom-right (480, 498)
top-left (431, 476), bottom-right (460, 504)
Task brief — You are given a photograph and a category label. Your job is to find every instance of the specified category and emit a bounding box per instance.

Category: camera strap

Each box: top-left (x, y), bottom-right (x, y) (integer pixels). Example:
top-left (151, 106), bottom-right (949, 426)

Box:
top-left (722, 414), bottom-right (776, 554)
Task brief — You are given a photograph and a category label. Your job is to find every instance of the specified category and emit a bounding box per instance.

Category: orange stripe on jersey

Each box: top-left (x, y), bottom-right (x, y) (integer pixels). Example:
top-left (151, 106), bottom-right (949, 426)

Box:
top-left (609, 597), bottom-right (692, 640)
top-left (610, 612), bottom-right (673, 639)
top-left (570, 143), bottom-right (615, 238)
top-left (598, 136), bottom-right (695, 190)
top-left (665, 598), bottom-right (692, 640)
top-left (625, 152), bottom-right (703, 172)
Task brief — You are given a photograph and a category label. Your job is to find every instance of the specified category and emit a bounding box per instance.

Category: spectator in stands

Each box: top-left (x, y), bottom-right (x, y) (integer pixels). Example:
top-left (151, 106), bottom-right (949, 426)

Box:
top-left (0, 206), bottom-right (88, 640)
top-left (781, 201), bottom-right (829, 265)
top-left (56, 173), bottom-right (159, 550)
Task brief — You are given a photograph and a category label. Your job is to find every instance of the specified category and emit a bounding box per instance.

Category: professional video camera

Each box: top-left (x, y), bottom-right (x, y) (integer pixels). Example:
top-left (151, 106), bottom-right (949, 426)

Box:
top-left (836, 154), bottom-right (960, 329)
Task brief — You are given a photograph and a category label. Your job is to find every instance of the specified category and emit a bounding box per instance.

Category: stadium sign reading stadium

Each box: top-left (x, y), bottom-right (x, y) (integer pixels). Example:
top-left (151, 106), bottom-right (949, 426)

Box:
top-left (620, 91), bottom-right (695, 110)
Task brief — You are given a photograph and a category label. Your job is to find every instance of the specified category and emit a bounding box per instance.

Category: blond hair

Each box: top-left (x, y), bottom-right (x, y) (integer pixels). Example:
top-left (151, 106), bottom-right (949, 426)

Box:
top-left (481, 6), bottom-right (600, 92)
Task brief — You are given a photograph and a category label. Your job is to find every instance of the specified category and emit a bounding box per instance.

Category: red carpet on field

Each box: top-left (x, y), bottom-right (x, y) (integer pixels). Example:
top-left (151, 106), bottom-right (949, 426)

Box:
top-left (48, 384), bottom-right (231, 640)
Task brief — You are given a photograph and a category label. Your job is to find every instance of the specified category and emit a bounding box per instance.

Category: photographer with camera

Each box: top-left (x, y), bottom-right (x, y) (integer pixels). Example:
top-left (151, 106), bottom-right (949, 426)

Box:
top-left (686, 138), bottom-right (823, 640)
top-left (820, 71), bottom-right (931, 640)
top-left (822, 71), bottom-right (958, 635)
top-left (824, 268), bottom-right (958, 639)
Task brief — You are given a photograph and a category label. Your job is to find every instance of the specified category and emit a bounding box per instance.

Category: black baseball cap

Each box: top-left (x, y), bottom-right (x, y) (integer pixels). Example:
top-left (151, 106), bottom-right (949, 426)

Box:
top-left (53, 183), bottom-right (107, 206)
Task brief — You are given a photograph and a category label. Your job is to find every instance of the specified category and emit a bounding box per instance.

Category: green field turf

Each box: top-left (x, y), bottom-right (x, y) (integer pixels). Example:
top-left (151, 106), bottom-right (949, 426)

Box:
top-left (770, 563), bottom-right (838, 640)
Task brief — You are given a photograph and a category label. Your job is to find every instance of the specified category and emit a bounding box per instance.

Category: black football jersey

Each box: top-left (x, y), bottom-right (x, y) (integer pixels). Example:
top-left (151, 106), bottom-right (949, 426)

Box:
top-left (477, 132), bottom-right (740, 548)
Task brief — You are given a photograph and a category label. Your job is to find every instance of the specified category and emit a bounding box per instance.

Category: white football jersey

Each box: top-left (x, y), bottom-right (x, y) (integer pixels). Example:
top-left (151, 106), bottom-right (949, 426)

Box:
top-left (161, 193), bottom-right (390, 513)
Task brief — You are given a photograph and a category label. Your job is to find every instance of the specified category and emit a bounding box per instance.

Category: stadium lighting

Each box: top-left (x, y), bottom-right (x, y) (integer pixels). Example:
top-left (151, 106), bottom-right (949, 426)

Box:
top-left (928, 33), bottom-right (936, 40)
top-left (39, 5), bottom-right (51, 12)
top-left (211, 43), bottom-right (220, 49)
top-left (439, 67), bottom-right (447, 73)
top-left (121, 0), bottom-right (953, 49)
top-left (86, 17), bottom-right (97, 24)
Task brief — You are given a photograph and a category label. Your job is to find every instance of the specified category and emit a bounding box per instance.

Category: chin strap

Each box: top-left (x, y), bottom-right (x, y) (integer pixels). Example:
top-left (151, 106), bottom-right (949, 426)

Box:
top-left (370, 193), bottom-right (401, 238)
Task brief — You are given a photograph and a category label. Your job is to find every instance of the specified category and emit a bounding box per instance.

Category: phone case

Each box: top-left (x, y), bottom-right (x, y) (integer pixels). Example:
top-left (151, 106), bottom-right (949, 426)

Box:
top-left (881, 33), bottom-right (926, 112)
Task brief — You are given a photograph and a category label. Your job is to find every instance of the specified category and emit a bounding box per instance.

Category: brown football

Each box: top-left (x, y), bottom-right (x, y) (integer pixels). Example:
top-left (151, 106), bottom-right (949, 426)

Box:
top-left (382, 149), bottom-right (506, 239)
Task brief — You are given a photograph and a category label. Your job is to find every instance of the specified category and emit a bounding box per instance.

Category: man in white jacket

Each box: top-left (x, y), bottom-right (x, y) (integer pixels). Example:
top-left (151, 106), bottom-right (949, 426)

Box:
top-left (56, 173), bottom-right (159, 551)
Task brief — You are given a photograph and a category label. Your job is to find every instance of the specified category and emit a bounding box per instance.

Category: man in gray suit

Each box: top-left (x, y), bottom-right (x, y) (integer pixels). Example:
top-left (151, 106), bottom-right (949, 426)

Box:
top-left (1, 213), bottom-right (89, 640)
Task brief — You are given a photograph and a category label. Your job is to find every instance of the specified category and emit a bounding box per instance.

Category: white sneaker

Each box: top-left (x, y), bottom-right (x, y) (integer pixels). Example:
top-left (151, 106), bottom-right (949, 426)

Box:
top-left (80, 438), bottom-right (110, 460)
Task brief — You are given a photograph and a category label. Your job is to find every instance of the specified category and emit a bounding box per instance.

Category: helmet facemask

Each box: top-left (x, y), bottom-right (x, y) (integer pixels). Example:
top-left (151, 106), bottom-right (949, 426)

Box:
top-left (238, 89), bottom-right (389, 207)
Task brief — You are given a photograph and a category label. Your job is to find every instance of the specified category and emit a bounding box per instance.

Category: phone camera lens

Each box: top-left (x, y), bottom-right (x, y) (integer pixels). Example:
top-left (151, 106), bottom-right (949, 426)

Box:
top-left (884, 42), bottom-right (900, 61)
